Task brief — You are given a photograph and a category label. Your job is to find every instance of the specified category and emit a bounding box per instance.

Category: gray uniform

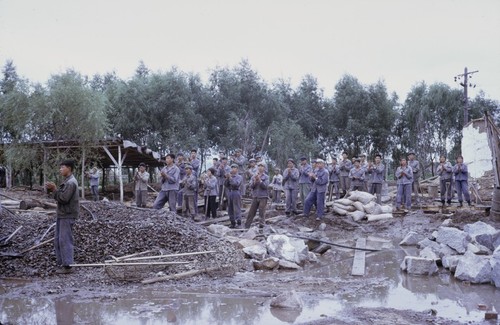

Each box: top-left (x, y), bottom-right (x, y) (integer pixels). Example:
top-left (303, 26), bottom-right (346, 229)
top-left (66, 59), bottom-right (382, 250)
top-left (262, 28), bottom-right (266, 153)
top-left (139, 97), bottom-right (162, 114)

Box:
top-left (361, 161), bottom-right (369, 191)
top-left (225, 173), bottom-right (243, 226)
top-left (349, 167), bottom-right (365, 191)
top-left (395, 166), bottom-right (413, 209)
top-left (453, 163), bottom-right (471, 204)
top-left (51, 174), bottom-right (79, 267)
top-left (216, 163), bottom-right (231, 210)
top-left (408, 159), bottom-right (420, 201)
top-left (299, 163), bottom-right (312, 206)
top-left (283, 167), bottom-right (299, 214)
top-left (134, 170), bottom-right (150, 208)
top-left (245, 173), bottom-right (270, 228)
top-left (181, 173), bottom-right (198, 217)
top-left (88, 169), bottom-right (99, 201)
top-left (339, 159), bottom-right (352, 194)
top-left (437, 161), bottom-right (453, 204)
top-left (328, 164), bottom-right (340, 200)
top-left (153, 164), bottom-right (180, 212)
top-left (204, 175), bottom-right (219, 219)
top-left (233, 154), bottom-right (247, 195)
top-left (369, 163), bottom-right (385, 204)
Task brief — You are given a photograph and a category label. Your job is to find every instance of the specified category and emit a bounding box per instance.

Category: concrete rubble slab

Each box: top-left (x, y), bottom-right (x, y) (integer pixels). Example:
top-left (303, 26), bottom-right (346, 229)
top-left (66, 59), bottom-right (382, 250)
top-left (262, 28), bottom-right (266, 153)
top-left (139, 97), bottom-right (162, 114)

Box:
top-left (454, 250), bottom-right (492, 284)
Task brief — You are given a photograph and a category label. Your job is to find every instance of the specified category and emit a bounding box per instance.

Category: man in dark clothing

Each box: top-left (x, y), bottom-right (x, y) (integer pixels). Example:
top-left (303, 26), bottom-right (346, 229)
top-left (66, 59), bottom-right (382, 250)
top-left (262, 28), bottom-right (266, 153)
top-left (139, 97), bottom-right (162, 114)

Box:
top-left (45, 159), bottom-right (80, 274)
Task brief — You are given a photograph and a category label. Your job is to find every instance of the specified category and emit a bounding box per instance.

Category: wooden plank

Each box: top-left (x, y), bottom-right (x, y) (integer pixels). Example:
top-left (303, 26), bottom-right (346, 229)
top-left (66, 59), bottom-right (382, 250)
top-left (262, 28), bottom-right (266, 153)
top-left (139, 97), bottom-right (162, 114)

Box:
top-left (351, 238), bottom-right (366, 276)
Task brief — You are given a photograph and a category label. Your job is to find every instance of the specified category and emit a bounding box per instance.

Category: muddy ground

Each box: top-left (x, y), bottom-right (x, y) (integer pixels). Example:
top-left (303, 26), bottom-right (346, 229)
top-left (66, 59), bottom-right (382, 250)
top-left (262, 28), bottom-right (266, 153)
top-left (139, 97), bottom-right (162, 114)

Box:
top-left (1, 187), bottom-right (499, 325)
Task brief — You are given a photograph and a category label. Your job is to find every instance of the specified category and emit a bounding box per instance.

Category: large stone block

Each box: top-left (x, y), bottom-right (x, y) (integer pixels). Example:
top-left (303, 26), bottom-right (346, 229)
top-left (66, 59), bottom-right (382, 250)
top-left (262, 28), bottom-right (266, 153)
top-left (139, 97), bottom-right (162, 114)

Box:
top-left (400, 231), bottom-right (424, 246)
top-left (242, 244), bottom-right (267, 260)
top-left (400, 256), bottom-right (438, 275)
top-left (270, 290), bottom-right (303, 309)
top-left (489, 246), bottom-right (500, 288)
top-left (464, 221), bottom-right (497, 240)
top-left (475, 231), bottom-right (500, 252)
top-left (436, 227), bottom-right (470, 254)
top-left (442, 255), bottom-right (460, 272)
top-left (266, 235), bottom-right (301, 264)
top-left (253, 257), bottom-right (279, 270)
top-left (454, 250), bottom-right (492, 284)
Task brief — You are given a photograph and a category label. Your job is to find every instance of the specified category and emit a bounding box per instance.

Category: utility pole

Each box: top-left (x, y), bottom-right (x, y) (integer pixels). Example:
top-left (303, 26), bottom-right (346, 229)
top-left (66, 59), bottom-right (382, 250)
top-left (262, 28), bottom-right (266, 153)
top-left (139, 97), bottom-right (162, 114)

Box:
top-left (454, 67), bottom-right (478, 126)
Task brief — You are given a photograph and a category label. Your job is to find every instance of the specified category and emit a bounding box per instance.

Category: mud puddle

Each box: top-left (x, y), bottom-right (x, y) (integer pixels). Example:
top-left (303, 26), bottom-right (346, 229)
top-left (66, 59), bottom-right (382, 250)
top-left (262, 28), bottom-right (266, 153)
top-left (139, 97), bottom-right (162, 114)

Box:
top-left (1, 237), bottom-right (499, 324)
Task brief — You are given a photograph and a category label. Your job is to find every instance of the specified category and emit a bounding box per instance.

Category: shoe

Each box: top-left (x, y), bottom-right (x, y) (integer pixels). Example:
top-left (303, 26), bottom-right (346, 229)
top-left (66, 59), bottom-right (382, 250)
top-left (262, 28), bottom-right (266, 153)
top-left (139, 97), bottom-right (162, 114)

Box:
top-left (56, 267), bottom-right (73, 274)
top-left (459, 201), bottom-right (463, 207)
top-left (229, 223), bottom-right (236, 229)
top-left (467, 201), bottom-right (472, 207)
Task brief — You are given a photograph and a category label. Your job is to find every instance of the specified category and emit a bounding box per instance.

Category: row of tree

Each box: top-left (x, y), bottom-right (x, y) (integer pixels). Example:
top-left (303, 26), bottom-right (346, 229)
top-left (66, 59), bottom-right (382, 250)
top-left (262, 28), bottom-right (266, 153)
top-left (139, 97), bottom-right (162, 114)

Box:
top-left (1, 59), bottom-right (498, 180)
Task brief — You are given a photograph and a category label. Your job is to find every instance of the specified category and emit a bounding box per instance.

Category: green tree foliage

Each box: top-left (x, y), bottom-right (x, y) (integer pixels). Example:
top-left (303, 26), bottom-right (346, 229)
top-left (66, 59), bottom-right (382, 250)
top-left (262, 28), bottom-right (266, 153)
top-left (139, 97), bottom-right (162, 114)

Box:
top-left (44, 70), bottom-right (108, 141)
top-left (1, 58), bottom-right (499, 181)
top-left (331, 75), bottom-right (397, 158)
top-left (395, 82), bottom-right (465, 176)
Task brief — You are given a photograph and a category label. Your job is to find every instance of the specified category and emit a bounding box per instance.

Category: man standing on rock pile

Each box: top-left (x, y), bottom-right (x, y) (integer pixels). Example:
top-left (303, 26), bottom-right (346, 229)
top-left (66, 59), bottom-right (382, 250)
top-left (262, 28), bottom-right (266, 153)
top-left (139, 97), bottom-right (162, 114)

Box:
top-left (408, 152), bottom-right (421, 204)
top-left (395, 157), bottom-right (413, 211)
top-left (453, 155), bottom-right (471, 207)
top-left (437, 155), bottom-right (453, 207)
top-left (303, 159), bottom-right (329, 221)
top-left (153, 153), bottom-right (180, 212)
top-left (298, 157), bottom-right (312, 207)
top-left (283, 158), bottom-right (300, 215)
top-left (225, 163), bottom-right (243, 228)
top-left (181, 164), bottom-right (198, 218)
top-left (339, 152), bottom-right (352, 197)
top-left (134, 162), bottom-right (149, 208)
top-left (245, 162), bottom-right (270, 229)
top-left (45, 159), bottom-right (79, 274)
top-left (369, 154), bottom-right (385, 204)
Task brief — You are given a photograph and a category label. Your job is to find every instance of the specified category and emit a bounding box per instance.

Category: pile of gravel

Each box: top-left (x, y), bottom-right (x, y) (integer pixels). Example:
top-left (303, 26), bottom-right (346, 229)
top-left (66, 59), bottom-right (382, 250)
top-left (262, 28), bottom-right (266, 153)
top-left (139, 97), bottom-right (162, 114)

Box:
top-left (0, 201), bottom-right (244, 281)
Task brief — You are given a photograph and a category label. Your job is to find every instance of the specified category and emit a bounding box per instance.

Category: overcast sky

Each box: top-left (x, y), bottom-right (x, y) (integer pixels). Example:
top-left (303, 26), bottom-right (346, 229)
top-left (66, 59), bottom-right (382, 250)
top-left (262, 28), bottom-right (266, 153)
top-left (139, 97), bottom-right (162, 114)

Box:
top-left (0, 0), bottom-right (499, 101)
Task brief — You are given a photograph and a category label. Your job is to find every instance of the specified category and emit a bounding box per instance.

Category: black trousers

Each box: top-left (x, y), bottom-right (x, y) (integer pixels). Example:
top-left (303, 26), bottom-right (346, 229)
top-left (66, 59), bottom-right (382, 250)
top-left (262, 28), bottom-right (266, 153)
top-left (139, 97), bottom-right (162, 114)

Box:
top-left (205, 195), bottom-right (217, 218)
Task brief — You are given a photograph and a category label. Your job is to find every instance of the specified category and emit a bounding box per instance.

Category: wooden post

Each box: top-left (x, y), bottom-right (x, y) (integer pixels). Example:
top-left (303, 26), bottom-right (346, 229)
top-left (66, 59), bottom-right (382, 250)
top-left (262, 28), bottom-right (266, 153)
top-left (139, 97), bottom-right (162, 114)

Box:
top-left (81, 148), bottom-right (86, 199)
top-left (118, 144), bottom-right (123, 203)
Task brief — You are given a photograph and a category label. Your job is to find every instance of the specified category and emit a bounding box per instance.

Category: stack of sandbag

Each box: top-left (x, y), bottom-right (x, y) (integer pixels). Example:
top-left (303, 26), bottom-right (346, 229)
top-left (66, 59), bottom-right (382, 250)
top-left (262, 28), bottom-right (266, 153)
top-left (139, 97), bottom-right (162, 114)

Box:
top-left (332, 190), bottom-right (393, 222)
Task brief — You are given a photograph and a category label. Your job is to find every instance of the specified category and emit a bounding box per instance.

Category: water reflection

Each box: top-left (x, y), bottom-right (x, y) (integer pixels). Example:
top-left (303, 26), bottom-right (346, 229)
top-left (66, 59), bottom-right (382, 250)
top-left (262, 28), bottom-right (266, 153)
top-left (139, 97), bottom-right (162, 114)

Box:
top-left (1, 238), bottom-right (498, 324)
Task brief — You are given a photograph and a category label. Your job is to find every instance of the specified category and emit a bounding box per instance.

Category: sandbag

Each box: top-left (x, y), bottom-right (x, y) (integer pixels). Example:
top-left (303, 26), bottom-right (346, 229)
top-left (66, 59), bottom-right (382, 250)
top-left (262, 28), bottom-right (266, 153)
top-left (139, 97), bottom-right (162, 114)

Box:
top-left (363, 201), bottom-right (382, 215)
top-left (334, 203), bottom-right (356, 212)
top-left (379, 205), bottom-right (393, 214)
top-left (333, 206), bottom-right (348, 216)
top-left (366, 213), bottom-right (393, 222)
top-left (353, 201), bottom-right (365, 212)
top-left (348, 190), bottom-right (376, 204)
top-left (348, 210), bottom-right (366, 222)
top-left (334, 198), bottom-right (353, 206)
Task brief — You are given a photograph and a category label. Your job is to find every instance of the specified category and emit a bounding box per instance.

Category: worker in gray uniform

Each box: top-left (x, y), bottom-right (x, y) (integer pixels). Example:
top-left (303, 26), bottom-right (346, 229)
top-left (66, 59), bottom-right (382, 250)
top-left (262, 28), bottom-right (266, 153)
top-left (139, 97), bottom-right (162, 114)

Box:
top-left (244, 162), bottom-right (269, 229)
top-left (283, 158), bottom-right (300, 215)
top-left (408, 152), bottom-right (421, 204)
top-left (225, 163), bottom-right (243, 228)
top-left (437, 155), bottom-right (453, 207)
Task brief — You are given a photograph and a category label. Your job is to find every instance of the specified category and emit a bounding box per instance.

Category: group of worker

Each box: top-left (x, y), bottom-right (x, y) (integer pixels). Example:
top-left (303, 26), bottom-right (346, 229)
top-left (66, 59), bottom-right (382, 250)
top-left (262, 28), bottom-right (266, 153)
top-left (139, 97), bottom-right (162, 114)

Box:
top-left (42, 149), bottom-right (472, 274)
top-left (394, 152), bottom-right (471, 210)
top-left (149, 149), bottom-right (391, 227)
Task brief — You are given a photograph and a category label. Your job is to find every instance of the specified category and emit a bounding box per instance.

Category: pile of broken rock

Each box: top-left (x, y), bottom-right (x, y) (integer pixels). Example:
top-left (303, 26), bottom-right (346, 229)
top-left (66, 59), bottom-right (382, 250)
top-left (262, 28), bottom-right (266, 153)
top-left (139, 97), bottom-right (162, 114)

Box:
top-left (207, 224), bottom-right (319, 271)
top-left (400, 220), bottom-right (500, 287)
